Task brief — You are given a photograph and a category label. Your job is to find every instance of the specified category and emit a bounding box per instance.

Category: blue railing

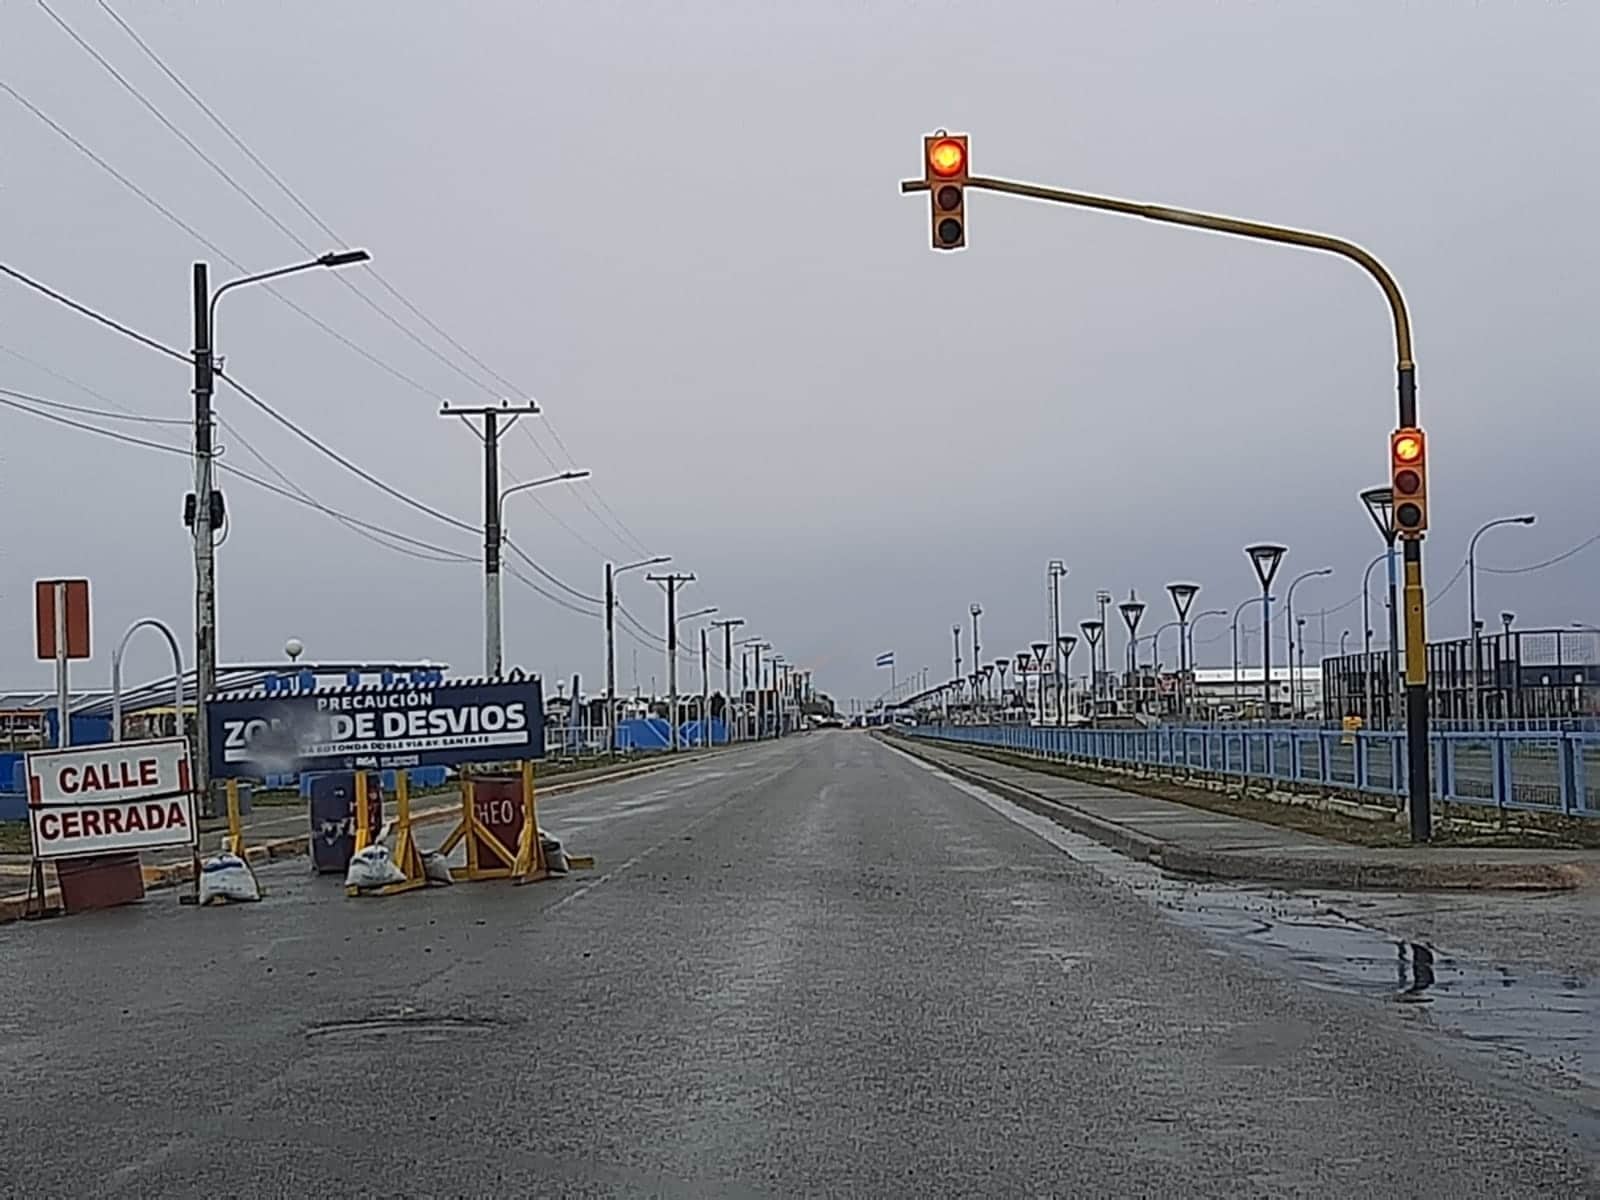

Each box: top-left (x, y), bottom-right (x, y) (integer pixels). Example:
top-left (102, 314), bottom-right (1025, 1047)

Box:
top-left (903, 724), bottom-right (1600, 817)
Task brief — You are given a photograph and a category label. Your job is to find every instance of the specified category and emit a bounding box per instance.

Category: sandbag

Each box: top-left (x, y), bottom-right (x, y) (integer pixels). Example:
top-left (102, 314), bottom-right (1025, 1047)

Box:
top-left (198, 853), bottom-right (261, 904)
top-left (345, 844), bottom-right (405, 890)
top-left (540, 836), bottom-right (569, 876)
top-left (422, 851), bottom-right (455, 886)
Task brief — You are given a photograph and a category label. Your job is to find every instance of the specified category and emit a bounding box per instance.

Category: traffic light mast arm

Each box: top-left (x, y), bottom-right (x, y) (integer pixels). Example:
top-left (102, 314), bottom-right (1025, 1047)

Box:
top-left (900, 173), bottom-right (1415, 411)
top-left (905, 160), bottom-right (1434, 842)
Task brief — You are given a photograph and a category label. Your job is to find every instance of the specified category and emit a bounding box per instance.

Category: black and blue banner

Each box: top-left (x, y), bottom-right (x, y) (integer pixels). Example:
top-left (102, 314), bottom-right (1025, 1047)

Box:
top-left (208, 677), bottom-right (544, 779)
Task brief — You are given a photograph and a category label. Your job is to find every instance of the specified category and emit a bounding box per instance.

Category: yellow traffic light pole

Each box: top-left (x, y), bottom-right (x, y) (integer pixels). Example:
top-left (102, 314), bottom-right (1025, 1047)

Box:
top-left (904, 167), bottom-right (1434, 840)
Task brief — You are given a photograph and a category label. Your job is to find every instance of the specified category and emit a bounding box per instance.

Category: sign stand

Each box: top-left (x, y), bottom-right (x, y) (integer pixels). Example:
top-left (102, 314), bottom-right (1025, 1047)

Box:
top-left (377, 772), bottom-right (428, 896)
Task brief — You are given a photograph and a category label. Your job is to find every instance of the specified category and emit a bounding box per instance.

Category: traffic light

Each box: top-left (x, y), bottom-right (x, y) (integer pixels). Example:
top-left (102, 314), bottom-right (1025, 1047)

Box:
top-left (924, 133), bottom-right (968, 251)
top-left (1390, 426), bottom-right (1429, 538)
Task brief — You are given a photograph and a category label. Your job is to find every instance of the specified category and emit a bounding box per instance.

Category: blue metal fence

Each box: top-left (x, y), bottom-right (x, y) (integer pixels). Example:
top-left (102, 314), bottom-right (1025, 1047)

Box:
top-left (904, 724), bottom-right (1600, 817)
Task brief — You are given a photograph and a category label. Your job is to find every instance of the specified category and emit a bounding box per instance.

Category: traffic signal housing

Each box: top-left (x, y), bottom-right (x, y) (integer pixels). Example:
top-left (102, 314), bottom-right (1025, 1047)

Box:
top-left (924, 133), bottom-right (968, 251)
top-left (1390, 427), bottom-right (1429, 538)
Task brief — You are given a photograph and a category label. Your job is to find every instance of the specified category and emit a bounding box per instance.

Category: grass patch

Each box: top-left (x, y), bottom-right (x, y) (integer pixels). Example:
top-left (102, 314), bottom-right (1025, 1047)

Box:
top-left (0, 822), bottom-right (32, 854)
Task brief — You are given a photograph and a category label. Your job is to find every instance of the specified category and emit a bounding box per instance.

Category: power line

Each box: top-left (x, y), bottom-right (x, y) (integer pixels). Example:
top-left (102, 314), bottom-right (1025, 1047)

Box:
top-left (91, 0), bottom-right (656, 560)
top-left (0, 260), bottom-right (187, 364)
top-left (0, 77), bottom-right (445, 402)
top-left (1480, 530), bottom-right (1600, 576)
top-left (0, 261), bottom-right (610, 601)
top-left (0, 384), bottom-right (188, 426)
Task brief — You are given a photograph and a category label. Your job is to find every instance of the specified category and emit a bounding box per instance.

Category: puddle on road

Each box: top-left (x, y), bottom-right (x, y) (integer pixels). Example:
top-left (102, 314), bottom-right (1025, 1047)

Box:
top-left (1066, 836), bottom-right (1598, 1086)
top-left (928, 764), bottom-right (1600, 1090)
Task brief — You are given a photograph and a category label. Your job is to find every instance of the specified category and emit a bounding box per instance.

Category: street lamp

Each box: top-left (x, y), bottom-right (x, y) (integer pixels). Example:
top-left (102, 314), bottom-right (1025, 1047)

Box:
top-left (1361, 486), bottom-right (1401, 729)
top-left (190, 248), bottom-right (370, 806)
top-left (1230, 595), bottom-right (1263, 716)
top-left (1166, 582), bottom-right (1200, 721)
top-left (1245, 545), bottom-right (1287, 720)
top-left (1118, 593), bottom-right (1146, 714)
top-left (1468, 514), bottom-right (1537, 725)
top-left (1079, 619), bottom-right (1104, 723)
top-left (606, 554), bottom-right (671, 750)
top-left (1285, 567), bottom-right (1334, 721)
top-left (1359, 550), bottom-right (1388, 726)
top-left (1187, 609), bottom-right (1227, 720)
top-left (488, 469), bottom-right (590, 678)
top-left (1048, 561), bottom-right (1068, 725)
top-left (1030, 641), bottom-right (1049, 724)
top-left (1056, 634), bottom-right (1078, 725)
top-left (970, 604), bottom-right (984, 691)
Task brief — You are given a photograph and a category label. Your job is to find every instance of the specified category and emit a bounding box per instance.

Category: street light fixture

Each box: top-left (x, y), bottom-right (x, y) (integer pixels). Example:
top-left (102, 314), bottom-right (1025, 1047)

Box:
top-left (1360, 486), bottom-right (1402, 729)
top-left (1166, 582), bottom-right (1200, 720)
top-left (1118, 593), bottom-right (1146, 714)
top-left (1285, 567), bottom-right (1334, 720)
top-left (1056, 634), bottom-right (1078, 725)
top-left (1468, 513), bottom-right (1537, 724)
top-left (1030, 641), bottom-right (1049, 725)
top-left (190, 248), bottom-right (370, 806)
top-left (1186, 608), bottom-right (1227, 719)
top-left (1245, 545), bottom-right (1287, 720)
top-left (1079, 620), bottom-right (1104, 724)
top-left (605, 554), bottom-right (671, 750)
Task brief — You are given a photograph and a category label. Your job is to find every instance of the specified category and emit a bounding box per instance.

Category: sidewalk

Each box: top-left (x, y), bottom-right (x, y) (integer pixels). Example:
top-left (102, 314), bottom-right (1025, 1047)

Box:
top-left (894, 736), bottom-right (1600, 891)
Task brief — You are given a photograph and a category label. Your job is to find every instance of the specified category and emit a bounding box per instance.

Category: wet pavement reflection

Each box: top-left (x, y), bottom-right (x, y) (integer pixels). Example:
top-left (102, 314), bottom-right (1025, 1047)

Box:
top-left (1057, 835), bottom-right (1598, 1087)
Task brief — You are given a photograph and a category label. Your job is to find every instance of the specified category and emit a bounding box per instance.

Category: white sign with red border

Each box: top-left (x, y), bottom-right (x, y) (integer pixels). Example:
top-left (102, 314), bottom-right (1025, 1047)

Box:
top-left (26, 738), bottom-right (197, 860)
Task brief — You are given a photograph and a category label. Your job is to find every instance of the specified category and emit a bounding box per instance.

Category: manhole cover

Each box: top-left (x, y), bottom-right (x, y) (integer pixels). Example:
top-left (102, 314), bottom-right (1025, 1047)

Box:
top-left (305, 1011), bottom-right (503, 1043)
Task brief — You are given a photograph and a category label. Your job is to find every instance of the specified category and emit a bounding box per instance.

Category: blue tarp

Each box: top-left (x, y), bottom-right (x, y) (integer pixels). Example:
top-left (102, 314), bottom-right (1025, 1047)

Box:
top-left (616, 717), bottom-right (671, 751)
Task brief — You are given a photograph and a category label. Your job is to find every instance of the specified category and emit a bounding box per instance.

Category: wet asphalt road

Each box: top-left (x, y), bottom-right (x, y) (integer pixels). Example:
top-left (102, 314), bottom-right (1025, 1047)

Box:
top-left (2, 733), bottom-right (1597, 1197)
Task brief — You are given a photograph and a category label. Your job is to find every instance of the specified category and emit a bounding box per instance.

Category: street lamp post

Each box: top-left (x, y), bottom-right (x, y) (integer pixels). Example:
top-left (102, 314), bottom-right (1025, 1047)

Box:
top-left (492, 469), bottom-right (590, 678)
top-left (1468, 514), bottom-right (1537, 725)
top-left (1079, 620), bottom-right (1104, 724)
top-left (1360, 550), bottom-right (1387, 725)
top-left (1166, 582), bottom-right (1200, 721)
top-left (1187, 609), bottom-right (1227, 720)
top-left (1048, 561), bottom-right (1068, 723)
top-left (675, 606), bottom-right (717, 746)
top-left (1057, 635), bottom-right (1078, 725)
top-left (1030, 641), bottom-right (1049, 725)
top-left (1245, 545), bottom-right (1287, 720)
top-left (606, 555), bottom-right (671, 750)
top-left (970, 604), bottom-right (983, 696)
top-left (191, 249), bottom-right (368, 808)
top-left (1230, 595), bottom-right (1260, 716)
top-left (1360, 487), bottom-right (1402, 730)
top-left (1118, 593), bottom-right (1146, 715)
top-left (1285, 567), bottom-right (1334, 721)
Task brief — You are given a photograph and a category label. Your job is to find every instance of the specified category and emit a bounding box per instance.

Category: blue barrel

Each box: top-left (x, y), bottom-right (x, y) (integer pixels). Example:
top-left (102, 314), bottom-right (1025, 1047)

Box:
top-left (306, 772), bottom-right (383, 875)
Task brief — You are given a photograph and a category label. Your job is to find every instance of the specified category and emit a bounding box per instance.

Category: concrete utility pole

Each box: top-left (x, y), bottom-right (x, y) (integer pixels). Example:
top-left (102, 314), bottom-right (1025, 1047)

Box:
top-left (192, 249), bottom-right (367, 804)
top-left (1048, 561), bottom-right (1067, 724)
top-left (440, 399), bottom-right (542, 677)
top-left (712, 618), bottom-right (744, 741)
top-left (648, 573), bottom-right (695, 749)
top-left (700, 627), bottom-right (710, 746)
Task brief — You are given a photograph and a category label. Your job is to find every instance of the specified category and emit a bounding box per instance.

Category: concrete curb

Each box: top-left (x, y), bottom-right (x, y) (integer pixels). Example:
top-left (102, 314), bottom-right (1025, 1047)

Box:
top-left (890, 736), bottom-right (1594, 892)
top-left (0, 748), bottom-right (733, 928)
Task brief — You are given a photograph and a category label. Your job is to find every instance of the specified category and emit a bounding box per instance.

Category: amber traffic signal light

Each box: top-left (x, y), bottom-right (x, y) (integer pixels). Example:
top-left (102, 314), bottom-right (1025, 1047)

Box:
top-left (1390, 427), bottom-right (1428, 538)
top-left (924, 133), bottom-right (968, 251)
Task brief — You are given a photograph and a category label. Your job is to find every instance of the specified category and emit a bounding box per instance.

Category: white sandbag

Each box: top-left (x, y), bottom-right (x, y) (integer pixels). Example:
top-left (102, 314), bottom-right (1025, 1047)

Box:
top-left (345, 844), bottom-right (405, 890)
top-left (198, 853), bottom-right (261, 904)
top-left (422, 851), bottom-right (455, 886)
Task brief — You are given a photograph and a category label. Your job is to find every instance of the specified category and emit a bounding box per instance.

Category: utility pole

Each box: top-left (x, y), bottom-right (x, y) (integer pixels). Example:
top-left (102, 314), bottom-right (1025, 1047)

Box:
top-left (190, 263), bottom-right (217, 805)
top-left (441, 399), bottom-right (541, 677)
top-left (1049, 561), bottom-right (1067, 724)
top-left (648, 572), bottom-right (695, 750)
top-left (700, 627), bottom-right (710, 747)
top-left (712, 618), bottom-right (744, 741)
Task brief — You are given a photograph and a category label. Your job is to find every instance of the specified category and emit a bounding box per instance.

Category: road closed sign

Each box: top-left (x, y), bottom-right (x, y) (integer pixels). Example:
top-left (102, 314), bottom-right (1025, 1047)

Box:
top-left (26, 738), bottom-right (197, 860)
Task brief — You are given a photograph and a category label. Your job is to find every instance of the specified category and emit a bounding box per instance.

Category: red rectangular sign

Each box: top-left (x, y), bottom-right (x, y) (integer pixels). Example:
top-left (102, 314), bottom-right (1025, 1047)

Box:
top-left (35, 579), bottom-right (90, 661)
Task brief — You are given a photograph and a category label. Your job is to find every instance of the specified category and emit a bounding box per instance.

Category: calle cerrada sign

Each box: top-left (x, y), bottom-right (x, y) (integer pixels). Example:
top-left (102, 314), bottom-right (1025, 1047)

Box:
top-left (207, 677), bottom-right (545, 779)
top-left (26, 737), bottom-right (196, 860)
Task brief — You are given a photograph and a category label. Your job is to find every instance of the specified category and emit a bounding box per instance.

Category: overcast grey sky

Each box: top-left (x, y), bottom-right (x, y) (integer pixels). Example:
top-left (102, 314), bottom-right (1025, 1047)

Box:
top-left (2, 0), bottom-right (1596, 705)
